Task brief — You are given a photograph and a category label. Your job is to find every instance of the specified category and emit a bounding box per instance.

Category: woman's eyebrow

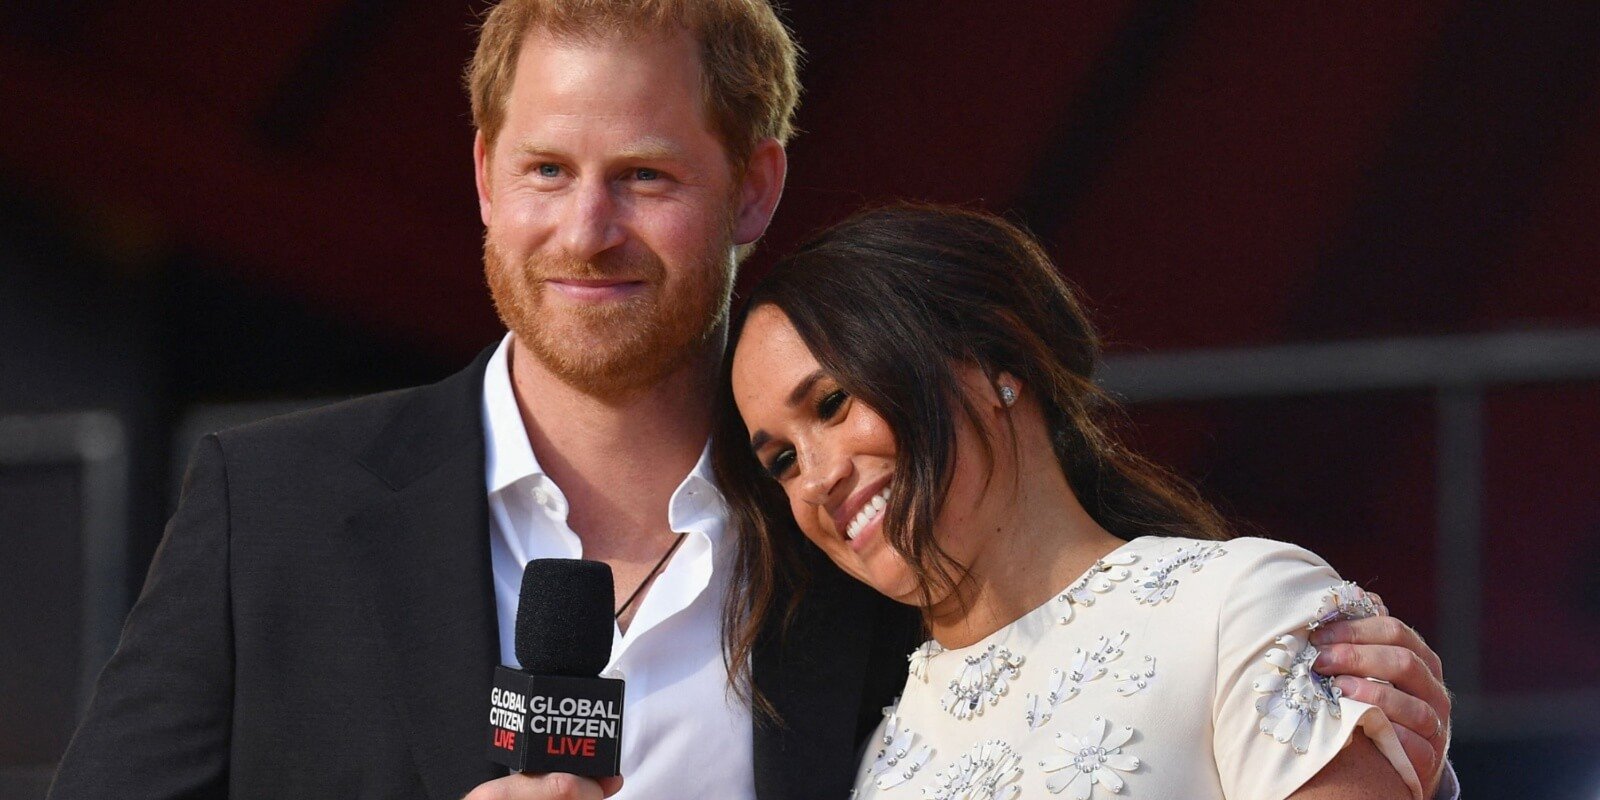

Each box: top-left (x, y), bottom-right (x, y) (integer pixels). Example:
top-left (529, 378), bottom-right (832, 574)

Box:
top-left (746, 370), bottom-right (826, 453)
top-left (786, 370), bottom-right (824, 407)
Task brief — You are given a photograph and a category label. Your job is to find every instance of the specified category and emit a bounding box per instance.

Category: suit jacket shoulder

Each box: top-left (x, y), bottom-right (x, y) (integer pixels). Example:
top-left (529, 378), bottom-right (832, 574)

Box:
top-left (52, 346), bottom-right (502, 800)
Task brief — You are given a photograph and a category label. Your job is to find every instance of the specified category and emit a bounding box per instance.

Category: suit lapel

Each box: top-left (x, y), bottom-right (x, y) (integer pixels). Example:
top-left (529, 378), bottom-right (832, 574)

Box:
top-left (344, 346), bottom-right (503, 800)
top-left (751, 557), bottom-right (883, 800)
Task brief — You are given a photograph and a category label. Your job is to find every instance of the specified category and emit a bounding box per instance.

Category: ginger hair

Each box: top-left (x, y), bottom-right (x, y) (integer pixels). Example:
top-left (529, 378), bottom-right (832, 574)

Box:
top-left (465, 0), bottom-right (801, 167)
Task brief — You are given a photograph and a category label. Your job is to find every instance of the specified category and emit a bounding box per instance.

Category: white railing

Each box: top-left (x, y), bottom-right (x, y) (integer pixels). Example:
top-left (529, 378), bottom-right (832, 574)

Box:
top-left (1100, 328), bottom-right (1600, 740)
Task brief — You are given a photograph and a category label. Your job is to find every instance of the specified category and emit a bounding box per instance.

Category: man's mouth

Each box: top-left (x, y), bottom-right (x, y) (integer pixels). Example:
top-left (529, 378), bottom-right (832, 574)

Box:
top-left (544, 278), bottom-right (647, 303)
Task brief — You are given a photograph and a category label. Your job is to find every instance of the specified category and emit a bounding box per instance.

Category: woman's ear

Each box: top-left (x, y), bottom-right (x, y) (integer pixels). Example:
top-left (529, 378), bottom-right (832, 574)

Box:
top-left (995, 372), bottom-right (1021, 409)
top-left (956, 363), bottom-right (1021, 412)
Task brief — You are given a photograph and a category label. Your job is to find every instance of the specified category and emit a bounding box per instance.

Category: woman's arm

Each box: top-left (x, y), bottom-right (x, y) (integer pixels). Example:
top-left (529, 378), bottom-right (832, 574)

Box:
top-left (1288, 735), bottom-right (1412, 800)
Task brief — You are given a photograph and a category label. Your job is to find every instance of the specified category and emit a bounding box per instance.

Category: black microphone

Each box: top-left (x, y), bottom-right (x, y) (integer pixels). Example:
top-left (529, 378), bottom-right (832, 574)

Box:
top-left (487, 559), bottom-right (625, 777)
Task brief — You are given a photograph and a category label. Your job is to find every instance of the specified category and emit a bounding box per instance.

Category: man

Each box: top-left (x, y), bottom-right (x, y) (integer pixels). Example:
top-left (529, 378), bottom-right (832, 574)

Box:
top-left (50, 2), bottom-right (1456, 799)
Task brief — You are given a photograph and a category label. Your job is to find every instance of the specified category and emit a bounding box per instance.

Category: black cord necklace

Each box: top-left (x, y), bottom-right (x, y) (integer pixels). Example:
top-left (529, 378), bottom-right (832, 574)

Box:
top-left (614, 533), bottom-right (687, 620)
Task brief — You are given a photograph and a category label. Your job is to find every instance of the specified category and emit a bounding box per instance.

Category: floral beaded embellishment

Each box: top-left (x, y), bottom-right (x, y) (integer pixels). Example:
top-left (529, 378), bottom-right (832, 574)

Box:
top-left (941, 645), bottom-right (1025, 720)
top-left (1024, 631), bottom-right (1130, 729)
top-left (1053, 552), bottom-right (1140, 624)
top-left (1131, 542), bottom-right (1226, 605)
top-left (1039, 715), bottom-right (1141, 798)
top-left (1111, 656), bottom-right (1157, 697)
top-left (869, 708), bottom-right (934, 790)
top-left (1310, 581), bottom-right (1381, 628)
top-left (1252, 581), bottom-right (1383, 754)
top-left (1253, 633), bottom-right (1340, 753)
top-left (922, 740), bottom-right (1023, 800)
top-left (910, 641), bottom-right (946, 683)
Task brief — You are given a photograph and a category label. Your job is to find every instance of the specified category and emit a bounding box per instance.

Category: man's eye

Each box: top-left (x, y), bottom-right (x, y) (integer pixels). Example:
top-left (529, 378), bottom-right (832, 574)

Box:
top-left (536, 164), bottom-right (562, 178)
top-left (817, 390), bottom-right (847, 421)
top-left (634, 168), bottom-right (660, 181)
top-left (765, 449), bottom-right (796, 480)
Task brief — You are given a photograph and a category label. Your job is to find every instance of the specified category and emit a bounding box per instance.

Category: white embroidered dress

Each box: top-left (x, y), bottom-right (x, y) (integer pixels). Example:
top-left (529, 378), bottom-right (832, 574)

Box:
top-left (851, 536), bottom-right (1422, 800)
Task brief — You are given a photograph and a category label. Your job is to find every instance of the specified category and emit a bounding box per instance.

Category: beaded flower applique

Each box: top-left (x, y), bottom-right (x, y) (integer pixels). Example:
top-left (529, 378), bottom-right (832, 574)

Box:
top-left (1309, 581), bottom-right (1380, 629)
top-left (1131, 542), bottom-right (1226, 605)
top-left (922, 739), bottom-right (1023, 800)
top-left (1252, 581), bottom-right (1382, 753)
top-left (1038, 715), bottom-right (1142, 798)
top-left (910, 640), bottom-right (946, 683)
top-left (1111, 656), bottom-right (1157, 697)
top-left (1024, 631), bottom-right (1130, 729)
top-left (1252, 633), bottom-right (1339, 754)
top-left (1053, 552), bottom-right (1140, 624)
top-left (869, 707), bottom-right (935, 790)
top-left (941, 644), bottom-right (1025, 720)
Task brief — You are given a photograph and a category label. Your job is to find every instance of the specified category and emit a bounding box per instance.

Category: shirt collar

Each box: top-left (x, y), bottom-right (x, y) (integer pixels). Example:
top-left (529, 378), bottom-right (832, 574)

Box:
top-left (482, 333), bottom-right (543, 495)
top-left (482, 333), bottom-right (728, 542)
top-left (668, 443), bottom-right (727, 545)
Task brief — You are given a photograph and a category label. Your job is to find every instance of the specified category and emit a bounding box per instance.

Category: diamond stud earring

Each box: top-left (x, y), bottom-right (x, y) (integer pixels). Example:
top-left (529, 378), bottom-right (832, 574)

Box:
top-left (999, 385), bottom-right (1017, 407)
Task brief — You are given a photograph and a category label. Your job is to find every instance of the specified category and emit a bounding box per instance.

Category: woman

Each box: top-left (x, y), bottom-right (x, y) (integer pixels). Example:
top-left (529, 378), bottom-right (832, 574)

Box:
top-left (713, 204), bottom-right (1426, 799)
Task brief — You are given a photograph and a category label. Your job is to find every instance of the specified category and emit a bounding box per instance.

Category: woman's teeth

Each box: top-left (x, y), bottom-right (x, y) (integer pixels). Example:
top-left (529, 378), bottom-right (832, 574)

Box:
top-left (846, 487), bottom-right (891, 540)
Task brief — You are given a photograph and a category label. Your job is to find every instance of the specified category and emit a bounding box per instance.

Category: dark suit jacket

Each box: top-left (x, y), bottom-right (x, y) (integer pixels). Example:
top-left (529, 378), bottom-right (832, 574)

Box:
top-left (49, 347), bottom-right (921, 800)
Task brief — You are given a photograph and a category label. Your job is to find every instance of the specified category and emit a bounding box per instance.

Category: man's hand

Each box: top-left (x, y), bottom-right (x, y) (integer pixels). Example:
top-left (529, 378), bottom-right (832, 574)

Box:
top-left (1311, 593), bottom-right (1450, 799)
top-left (462, 773), bottom-right (624, 800)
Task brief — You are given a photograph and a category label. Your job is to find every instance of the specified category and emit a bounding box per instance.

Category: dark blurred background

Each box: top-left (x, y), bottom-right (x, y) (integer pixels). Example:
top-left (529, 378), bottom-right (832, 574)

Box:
top-left (2, 1), bottom-right (1598, 797)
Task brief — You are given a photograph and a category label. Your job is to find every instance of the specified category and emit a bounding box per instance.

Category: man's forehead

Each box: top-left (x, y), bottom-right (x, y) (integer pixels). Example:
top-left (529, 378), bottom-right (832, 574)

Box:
top-left (502, 27), bottom-right (713, 126)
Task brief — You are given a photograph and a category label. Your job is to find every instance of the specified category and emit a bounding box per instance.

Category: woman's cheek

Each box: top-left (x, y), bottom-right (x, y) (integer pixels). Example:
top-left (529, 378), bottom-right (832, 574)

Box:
top-left (788, 496), bottom-right (828, 550)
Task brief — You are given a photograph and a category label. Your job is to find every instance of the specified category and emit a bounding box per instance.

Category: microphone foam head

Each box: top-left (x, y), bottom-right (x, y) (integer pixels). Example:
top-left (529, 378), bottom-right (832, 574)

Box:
top-left (515, 559), bottom-right (615, 677)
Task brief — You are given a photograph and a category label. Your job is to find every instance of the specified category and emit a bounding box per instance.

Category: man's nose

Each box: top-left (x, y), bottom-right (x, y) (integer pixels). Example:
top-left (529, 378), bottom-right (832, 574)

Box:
top-left (558, 181), bottom-right (625, 261)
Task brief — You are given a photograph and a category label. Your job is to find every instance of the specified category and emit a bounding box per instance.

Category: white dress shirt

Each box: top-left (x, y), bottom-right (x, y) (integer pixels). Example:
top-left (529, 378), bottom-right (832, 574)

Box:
top-left (482, 334), bottom-right (756, 799)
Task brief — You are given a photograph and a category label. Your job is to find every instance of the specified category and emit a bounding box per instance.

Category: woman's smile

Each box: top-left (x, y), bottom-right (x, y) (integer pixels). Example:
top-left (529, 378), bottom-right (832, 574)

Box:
top-left (837, 477), bottom-right (892, 548)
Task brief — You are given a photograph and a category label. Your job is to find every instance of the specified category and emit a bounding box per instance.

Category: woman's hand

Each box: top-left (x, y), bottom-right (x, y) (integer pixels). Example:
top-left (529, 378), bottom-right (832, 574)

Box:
top-left (1310, 594), bottom-right (1450, 798)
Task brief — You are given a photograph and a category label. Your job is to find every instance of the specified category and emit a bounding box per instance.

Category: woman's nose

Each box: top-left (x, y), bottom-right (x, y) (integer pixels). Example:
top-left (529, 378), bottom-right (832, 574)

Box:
top-left (798, 446), bottom-right (851, 508)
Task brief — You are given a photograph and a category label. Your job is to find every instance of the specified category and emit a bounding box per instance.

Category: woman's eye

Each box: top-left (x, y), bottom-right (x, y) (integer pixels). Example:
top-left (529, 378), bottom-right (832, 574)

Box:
top-left (765, 449), bottom-right (796, 480)
top-left (817, 389), bottom-right (848, 421)
top-left (536, 163), bottom-right (562, 178)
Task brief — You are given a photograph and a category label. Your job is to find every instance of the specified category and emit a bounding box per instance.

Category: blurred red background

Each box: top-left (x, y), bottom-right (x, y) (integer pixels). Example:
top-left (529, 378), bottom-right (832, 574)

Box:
top-left (1, 2), bottom-right (1596, 796)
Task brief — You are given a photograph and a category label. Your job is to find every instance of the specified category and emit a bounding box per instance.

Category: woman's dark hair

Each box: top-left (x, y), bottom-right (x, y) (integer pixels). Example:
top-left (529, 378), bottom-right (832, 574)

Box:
top-left (713, 202), bottom-right (1232, 715)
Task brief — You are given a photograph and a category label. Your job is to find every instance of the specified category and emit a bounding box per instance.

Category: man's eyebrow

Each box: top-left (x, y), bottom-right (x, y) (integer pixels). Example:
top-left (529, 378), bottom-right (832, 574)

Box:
top-left (616, 138), bottom-right (689, 162)
top-left (511, 141), bottom-right (563, 158)
top-left (510, 139), bottom-right (688, 162)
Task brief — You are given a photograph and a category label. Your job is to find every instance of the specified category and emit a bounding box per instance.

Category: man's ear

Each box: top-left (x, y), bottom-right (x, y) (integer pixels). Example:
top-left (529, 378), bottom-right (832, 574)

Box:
top-left (473, 131), bottom-right (493, 227)
top-left (732, 138), bottom-right (788, 245)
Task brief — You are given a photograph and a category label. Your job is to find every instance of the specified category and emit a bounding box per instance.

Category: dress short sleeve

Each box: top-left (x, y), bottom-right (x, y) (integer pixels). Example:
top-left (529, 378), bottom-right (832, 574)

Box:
top-left (1210, 538), bottom-right (1422, 800)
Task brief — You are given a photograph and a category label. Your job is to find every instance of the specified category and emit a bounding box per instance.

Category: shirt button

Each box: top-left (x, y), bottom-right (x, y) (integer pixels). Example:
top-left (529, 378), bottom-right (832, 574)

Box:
top-left (532, 487), bottom-right (550, 506)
